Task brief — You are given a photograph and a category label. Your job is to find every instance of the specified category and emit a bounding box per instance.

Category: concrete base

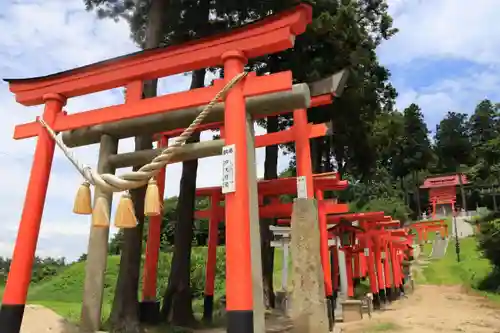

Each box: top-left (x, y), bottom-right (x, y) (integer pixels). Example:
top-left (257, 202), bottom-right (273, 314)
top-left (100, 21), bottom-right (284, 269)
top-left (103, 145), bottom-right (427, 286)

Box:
top-left (341, 300), bottom-right (363, 322)
top-left (275, 291), bottom-right (290, 313)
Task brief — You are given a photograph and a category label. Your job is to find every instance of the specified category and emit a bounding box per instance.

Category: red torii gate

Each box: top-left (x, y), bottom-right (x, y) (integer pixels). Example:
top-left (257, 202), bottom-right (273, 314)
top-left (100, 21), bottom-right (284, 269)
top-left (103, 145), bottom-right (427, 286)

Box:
top-left (410, 219), bottom-right (448, 247)
top-left (277, 211), bottom-right (412, 310)
top-left (140, 93), bottom-right (338, 311)
top-left (278, 212), bottom-right (386, 306)
top-left (355, 223), bottom-right (409, 306)
top-left (195, 173), bottom-right (349, 316)
top-left (1, 5), bottom-right (313, 333)
top-left (328, 214), bottom-right (408, 305)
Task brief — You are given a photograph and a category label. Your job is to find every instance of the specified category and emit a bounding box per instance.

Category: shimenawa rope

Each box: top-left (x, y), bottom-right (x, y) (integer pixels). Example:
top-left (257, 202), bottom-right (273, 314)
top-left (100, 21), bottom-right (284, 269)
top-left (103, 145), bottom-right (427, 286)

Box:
top-left (38, 72), bottom-right (248, 193)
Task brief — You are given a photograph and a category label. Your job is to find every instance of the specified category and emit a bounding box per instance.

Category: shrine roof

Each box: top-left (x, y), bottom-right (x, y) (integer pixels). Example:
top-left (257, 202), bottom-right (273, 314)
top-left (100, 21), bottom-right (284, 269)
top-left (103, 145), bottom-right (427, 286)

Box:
top-left (420, 173), bottom-right (469, 188)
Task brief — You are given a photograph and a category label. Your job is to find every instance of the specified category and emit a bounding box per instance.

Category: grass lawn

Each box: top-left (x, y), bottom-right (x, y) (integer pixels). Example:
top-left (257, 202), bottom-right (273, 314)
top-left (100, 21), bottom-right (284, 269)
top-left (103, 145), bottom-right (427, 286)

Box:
top-left (415, 235), bottom-right (500, 302)
top-left (0, 247), bottom-right (292, 326)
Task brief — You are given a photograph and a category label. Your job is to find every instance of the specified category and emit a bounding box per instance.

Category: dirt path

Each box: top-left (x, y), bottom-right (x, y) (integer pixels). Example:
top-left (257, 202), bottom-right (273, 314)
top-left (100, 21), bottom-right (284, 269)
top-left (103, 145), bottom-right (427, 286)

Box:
top-left (20, 285), bottom-right (500, 332)
top-left (340, 285), bottom-right (500, 333)
top-left (20, 305), bottom-right (79, 333)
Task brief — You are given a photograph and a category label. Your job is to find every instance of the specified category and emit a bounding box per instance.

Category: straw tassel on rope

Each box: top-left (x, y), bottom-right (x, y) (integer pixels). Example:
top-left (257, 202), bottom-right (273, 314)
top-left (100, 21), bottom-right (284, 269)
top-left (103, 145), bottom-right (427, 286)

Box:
top-left (114, 192), bottom-right (137, 228)
top-left (92, 195), bottom-right (110, 228)
top-left (73, 181), bottom-right (92, 215)
top-left (145, 178), bottom-right (161, 217)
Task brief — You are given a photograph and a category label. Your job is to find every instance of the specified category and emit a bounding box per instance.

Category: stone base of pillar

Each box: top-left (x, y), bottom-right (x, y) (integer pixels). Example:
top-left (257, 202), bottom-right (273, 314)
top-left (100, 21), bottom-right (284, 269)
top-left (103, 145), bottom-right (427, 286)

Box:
top-left (341, 300), bottom-right (363, 322)
top-left (275, 291), bottom-right (290, 313)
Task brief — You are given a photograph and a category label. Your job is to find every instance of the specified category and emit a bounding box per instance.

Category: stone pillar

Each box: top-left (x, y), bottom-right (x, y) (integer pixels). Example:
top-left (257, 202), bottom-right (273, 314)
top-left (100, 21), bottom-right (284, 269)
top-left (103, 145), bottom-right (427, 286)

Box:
top-left (80, 134), bottom-right (118, 332)
top-left (337, 237), bottom-right (348, 298)
top-left (246, 115), bottom-right (265, 332)
top-left (290, 199), bottom-right (329, 333)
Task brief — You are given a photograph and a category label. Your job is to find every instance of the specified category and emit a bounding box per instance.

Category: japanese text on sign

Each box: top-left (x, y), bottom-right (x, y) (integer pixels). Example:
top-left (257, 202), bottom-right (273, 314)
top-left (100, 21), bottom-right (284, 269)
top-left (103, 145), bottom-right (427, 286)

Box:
top-left (296, 176), bottom-right (307, 198)
top-left (222, 144), bottom-right (236, 194)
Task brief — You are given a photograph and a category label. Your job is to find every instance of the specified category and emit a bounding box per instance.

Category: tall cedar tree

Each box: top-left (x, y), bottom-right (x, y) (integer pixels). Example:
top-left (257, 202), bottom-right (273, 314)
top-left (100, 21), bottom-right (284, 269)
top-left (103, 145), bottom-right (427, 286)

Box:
top-left (468, 100), bottom-right (500, 182)
top-left (434, 111), bottom-right (473, 210)
top-left (434, 111), bottom-right (473, 173)
top-left (273, 0), bottom-right (398, 179)
top-left (399, 103), bottom-right (432, 215)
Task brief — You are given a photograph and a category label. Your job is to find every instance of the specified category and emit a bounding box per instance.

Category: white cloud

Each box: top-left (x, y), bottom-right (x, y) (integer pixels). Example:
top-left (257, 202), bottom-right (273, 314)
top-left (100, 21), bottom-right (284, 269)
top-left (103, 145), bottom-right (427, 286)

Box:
top-left (0, 0), bottom-right (291, 261)
top-left (380, 0), bottom-right (500, 66)
top-left (392, 64), bottom-right (500, 129)
top-left (379, 0), bottom-right (500, 129)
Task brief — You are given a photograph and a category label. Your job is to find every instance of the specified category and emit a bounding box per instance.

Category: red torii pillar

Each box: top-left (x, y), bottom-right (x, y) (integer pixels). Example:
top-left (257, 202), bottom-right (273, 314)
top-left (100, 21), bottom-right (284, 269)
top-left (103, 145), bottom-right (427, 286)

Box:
top-left (141, 136), bottom-right (168, 315)
top-left (0, 94), bottom-right (66, 332)
top-left (203, 191), bottom-right (222, 321)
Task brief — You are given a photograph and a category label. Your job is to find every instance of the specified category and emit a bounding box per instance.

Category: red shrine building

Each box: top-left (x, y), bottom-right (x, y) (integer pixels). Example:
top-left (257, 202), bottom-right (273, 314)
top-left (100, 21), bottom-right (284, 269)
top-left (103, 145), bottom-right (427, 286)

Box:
top-left (420, 174), bottom-right (469, 218)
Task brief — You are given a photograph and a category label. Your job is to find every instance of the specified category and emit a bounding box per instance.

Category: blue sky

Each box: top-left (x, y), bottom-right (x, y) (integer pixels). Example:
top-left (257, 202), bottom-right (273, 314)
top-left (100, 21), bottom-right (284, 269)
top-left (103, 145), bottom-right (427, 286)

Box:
top-left (0, 0), bottom-right (498, 260)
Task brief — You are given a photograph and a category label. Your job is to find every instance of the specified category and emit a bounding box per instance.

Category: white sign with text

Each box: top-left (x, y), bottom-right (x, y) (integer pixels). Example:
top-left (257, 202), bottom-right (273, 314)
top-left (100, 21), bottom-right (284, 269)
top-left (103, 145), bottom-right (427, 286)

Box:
top-left (222, 144), bottom-right (236, 194)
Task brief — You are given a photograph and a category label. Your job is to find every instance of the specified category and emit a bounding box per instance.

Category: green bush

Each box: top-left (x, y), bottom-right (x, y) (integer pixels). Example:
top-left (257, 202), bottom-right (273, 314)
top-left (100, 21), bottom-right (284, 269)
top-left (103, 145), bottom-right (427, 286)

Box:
top-left (355, 196), bottom-right (411, 224)
top-left (28, 247), bottom-right (227, 305)
top-left (476, 212), bottom-right (500, 268)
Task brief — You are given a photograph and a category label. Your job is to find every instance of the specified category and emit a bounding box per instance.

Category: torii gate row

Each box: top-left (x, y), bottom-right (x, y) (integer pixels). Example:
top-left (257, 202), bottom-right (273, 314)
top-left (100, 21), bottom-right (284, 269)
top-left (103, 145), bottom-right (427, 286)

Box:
top-left (326, 216), bottom-right (407, 299)
top-left (1, 5), bottom-right (321, 333)
top-left (277, 212), bottom-right (387, 299)
top-left (343, 227), bottom-right (410, 304)
top-left (194, 173), bottom-right (349, 321)
top-left (410, 219), bottom-right (448, 243)
top-left (138, 92), bottom-right (343, 311)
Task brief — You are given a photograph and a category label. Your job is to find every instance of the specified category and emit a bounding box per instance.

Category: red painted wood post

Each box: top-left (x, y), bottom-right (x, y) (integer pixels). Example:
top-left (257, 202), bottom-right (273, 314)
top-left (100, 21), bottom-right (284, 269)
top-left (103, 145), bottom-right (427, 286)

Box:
top-left (366, 238), bottom-right (379, 295)
top-left (222, 50), bottom-right (254, 333)
top-left (353, 251), bottom-right (360, 278)
top-left (0, 94), bottom-right (66, 333)
top-left (203, 191), bottom-right (222, 322)
top-left (142, 136), bottom-right (168, 302)
top-left (294, 108), bottom-right (314, 198)
top-left (331, 244), bottom-right (339, 292)
top-left (374, 237), bottom-right (386, 302)
top-left (383, 243), bottom-right (392, 296)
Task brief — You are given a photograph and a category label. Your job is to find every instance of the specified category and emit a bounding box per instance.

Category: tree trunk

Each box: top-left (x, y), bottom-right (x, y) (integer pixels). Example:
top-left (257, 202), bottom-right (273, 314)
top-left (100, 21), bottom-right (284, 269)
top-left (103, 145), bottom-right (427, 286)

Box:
top-left (400, 177), bottom-right (406, 204)
top-left (108, 1), bottom-right (166, 331)
top-left (414, 170), bottom-right (422, 219)
top-left (261, 115), bottom-right (279, 308)
top-left (160, 69), bottom-right (206, 326)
